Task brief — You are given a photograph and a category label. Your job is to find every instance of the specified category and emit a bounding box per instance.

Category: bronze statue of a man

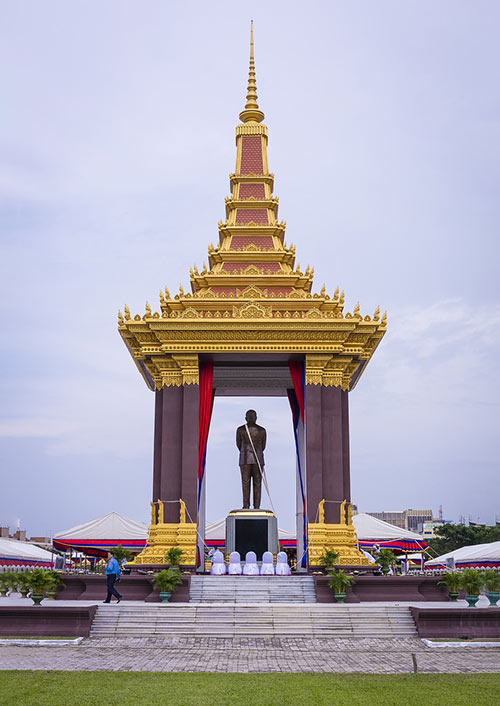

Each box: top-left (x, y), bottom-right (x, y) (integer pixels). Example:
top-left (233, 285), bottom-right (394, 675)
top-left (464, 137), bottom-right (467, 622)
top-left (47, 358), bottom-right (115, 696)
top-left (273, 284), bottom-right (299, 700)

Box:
top-left (236, 409), bottom-right (267, 509)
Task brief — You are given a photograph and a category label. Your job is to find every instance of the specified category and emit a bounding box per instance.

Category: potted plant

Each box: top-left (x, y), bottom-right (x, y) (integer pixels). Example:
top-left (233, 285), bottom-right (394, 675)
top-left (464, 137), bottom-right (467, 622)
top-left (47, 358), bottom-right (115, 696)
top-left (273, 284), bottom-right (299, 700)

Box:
top-left (45, 571), bottom-right (65, 600)
top-left (165, 547), bottom-right (184, 567)
top-left (112, 545), bottom-right (132, 567)
top-left (483, 570), bottom-right (500, 607)
top-left (318, 548), bottom-right (339, 573)
top-left (374, 548), bottom-right (397, 576)
top-left (0, 572), bottom-right (13, 597)
top-left (17, 572), bottom-right (32, 598)
top-left (153, 567), bottom-right (183, 603)
top-left (460, 568), bottom-right (484, 607)
top-left (438, 571), bottom-right (462, 601)
top-left (328, 569), bottom-right (354, 603)
top-left (27, 568), bottom-right (52, 605)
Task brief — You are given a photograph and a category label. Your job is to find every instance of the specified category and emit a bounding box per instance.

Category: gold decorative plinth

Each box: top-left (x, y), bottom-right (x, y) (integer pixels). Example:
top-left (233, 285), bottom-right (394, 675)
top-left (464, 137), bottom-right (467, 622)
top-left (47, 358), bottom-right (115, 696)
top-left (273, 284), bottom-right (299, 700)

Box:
top-left (308, 500), bottom-right (371, 566)
top-left (131, 499), bottom-right (197, 566)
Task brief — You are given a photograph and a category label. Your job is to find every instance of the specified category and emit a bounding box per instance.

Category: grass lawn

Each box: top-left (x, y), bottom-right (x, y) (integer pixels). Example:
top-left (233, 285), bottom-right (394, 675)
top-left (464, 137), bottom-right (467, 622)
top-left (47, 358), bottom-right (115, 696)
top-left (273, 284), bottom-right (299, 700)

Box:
top-left (0, 672), bottom-right (499, 706)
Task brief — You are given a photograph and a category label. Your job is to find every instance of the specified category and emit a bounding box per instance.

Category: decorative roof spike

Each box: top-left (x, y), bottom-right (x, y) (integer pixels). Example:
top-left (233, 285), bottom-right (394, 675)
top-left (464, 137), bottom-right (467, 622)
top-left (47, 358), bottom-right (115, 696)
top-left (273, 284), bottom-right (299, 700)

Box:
top-left (179, 284), bottom-right (184, 296)
top-left (320, 284), bottom-right (326, 297)
top-left (118, 309), bottom-right (124, 325)
top-left (373, 305), bottom-right (380, 321)
top-left (124, 305), bottom-right (131, 320)
top-left (164, 286), bottom-right (170, 299)
top-left (381, 311), bottom-right (388, 326)
top-left (145, 301), bottom-right (152, 317)
top-left (239, 21), bottom-right (265, 124)
top-left (333, 286), bottom-right (339, 301)
top-left (159, 290), bottom-right (165, 304)
top-left (353, 302), bottom-right (360, 317)
top-left (340, 290), bottom-right (345, 304)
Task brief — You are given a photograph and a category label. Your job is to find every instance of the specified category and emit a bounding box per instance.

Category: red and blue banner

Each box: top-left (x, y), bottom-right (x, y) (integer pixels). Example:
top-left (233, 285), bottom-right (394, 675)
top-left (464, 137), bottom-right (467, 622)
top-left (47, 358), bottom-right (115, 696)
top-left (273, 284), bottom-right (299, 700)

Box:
top-left (197, 361), bottom-right (215, 569)
top-left (288, 360), bottom-right (307, 569)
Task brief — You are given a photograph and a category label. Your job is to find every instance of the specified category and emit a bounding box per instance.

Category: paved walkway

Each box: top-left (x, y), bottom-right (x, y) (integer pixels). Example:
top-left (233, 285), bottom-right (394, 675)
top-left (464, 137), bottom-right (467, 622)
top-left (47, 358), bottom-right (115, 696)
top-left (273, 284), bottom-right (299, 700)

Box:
top-left (1, 637), bottom-right (499, 673)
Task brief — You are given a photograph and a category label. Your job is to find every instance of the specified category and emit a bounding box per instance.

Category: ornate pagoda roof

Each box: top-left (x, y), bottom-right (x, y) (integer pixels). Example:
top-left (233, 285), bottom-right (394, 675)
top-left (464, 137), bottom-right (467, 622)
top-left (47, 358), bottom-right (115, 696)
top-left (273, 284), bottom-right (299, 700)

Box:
top-left (118, 23), bottom-right (386, 392)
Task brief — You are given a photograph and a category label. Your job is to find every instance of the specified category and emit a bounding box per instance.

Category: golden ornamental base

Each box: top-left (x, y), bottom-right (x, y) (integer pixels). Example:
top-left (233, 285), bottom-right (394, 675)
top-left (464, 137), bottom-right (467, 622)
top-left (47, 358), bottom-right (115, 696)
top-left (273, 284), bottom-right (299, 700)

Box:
top-left (131, 499), bottom-right (197, 566)
top-left (308, 500), bottom-right (371, 567)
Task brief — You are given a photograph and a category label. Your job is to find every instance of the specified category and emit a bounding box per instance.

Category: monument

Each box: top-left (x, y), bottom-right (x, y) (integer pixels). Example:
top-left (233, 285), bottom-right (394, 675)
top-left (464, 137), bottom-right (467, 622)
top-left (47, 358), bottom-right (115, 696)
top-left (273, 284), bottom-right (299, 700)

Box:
top-left (236, 409), bottom-right (266, 510)
top-left (118, 24), bottom-right (386, 570)
top-left (226, 409), bottom-right (278, 561)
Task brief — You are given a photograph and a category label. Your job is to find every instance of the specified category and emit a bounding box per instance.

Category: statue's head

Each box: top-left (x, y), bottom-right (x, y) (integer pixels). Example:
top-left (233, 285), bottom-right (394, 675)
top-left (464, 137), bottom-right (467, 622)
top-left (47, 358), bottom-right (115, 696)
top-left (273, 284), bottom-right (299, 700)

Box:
top-left (245, 409), bottom-right (257, 424)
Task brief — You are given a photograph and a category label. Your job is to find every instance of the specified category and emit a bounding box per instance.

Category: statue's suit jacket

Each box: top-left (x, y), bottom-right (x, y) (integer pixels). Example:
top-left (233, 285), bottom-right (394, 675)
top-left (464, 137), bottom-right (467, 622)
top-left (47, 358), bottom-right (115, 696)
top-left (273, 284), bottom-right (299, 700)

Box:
top-left (236, 424), bottom-right (266, 467)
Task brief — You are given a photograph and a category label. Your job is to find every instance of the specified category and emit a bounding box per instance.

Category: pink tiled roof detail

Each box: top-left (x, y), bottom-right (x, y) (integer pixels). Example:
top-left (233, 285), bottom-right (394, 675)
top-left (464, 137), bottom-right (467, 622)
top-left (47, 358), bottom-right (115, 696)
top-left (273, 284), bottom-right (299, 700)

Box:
top-left (221, 262), bottom-right (281, 274)
top-left (240, 136), bottom-right (263, 174)
top-left (239, 183), bottom-right (266, 199)
top-left (235, 208), bottom-right (269, 225)
top-left (231, 236), bottom-right (274, 250)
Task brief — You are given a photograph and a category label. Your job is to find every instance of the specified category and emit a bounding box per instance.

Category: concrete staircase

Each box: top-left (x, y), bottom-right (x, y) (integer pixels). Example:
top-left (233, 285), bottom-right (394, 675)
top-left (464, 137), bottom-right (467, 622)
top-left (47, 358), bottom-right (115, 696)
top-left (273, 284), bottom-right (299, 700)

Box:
top-left (89, 604), bottom-right (417, 638)
top-left (189, 576), bottom-right (317, 603)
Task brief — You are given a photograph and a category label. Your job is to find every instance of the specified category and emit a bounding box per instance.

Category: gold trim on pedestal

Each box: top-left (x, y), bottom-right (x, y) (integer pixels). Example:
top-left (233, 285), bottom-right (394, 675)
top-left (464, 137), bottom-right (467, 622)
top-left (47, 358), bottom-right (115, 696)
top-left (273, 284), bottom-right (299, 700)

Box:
top-left (308, 499), bottom-right (371, 566)
top-left (131, 499), bottom-right (197, 566)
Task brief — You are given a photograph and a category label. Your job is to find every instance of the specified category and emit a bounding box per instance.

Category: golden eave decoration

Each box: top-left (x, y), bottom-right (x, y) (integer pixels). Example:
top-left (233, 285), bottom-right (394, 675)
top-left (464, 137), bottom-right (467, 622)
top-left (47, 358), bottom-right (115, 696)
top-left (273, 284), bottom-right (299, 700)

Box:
top-left (118, 22), bottom-right (386, 393)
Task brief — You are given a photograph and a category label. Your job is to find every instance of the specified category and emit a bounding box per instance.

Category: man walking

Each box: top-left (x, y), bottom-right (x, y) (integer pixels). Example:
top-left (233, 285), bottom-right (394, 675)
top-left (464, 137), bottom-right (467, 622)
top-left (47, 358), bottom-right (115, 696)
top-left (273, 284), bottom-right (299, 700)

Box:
top-left (103, 551), bottom-right (123, 603)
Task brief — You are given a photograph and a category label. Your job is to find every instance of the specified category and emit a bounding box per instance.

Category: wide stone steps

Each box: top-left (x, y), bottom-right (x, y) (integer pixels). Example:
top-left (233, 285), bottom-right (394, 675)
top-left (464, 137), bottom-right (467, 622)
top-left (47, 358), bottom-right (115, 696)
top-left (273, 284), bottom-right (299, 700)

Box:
top-left (189, 576), bottom-right (317, 603)
top-left (89, 604), bottom-right (417, 638)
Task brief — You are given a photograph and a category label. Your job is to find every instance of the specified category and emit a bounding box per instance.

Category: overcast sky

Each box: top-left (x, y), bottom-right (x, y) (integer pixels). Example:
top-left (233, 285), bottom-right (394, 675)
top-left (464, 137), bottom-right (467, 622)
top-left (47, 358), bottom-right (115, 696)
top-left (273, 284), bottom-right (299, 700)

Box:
top-left (1, 1), bottom-right (499, 537)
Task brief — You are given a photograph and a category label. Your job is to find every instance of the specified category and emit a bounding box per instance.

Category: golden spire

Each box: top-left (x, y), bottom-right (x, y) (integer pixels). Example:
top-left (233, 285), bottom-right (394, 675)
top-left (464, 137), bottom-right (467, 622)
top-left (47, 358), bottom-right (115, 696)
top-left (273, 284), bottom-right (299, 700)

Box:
top-left (239, 21), bottom-right (265, 124)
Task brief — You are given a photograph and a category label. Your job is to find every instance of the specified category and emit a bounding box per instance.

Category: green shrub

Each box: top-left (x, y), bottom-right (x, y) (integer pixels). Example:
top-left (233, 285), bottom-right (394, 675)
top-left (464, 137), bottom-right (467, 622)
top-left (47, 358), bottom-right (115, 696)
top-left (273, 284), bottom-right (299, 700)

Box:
top-left (460, 569), bottom-right (484, 595)
top-left (438, 571), bottom-right (462, 592)
top-left (328, 568), bottom-right (353, 594)
top-left (483, 569), bottom-right (500, 592)
top-left (153, 567), bottom-right (183, 593)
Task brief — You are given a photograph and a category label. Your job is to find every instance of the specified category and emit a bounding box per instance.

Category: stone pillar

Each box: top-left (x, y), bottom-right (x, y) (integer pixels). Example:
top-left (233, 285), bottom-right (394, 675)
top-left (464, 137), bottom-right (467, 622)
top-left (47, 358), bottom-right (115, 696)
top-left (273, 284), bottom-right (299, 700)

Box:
top-left (151, 354), bottom-right (200, 524)
top-left (304, 355), bottom-right (352, 526)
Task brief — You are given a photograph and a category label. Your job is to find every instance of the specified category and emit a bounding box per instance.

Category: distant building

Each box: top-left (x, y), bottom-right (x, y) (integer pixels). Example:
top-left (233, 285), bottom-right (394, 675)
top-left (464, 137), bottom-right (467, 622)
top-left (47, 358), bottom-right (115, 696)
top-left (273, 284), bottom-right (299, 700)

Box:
top-left (422, 520), bottom-right (445, 539)
top-left (367, 509), bottom-right (434, 533)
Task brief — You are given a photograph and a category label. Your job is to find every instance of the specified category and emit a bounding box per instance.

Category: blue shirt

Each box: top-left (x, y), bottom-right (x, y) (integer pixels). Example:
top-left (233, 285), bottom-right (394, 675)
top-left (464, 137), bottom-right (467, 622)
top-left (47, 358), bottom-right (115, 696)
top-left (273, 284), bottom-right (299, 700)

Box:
top-left (105, 557), bottom-right (120, 578)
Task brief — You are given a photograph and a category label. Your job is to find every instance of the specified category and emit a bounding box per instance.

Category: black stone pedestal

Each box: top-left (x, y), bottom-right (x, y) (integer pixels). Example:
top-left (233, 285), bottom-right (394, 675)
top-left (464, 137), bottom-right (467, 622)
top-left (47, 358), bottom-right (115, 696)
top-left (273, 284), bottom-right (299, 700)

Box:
top-left (225, 509), bottom-right (278, 561)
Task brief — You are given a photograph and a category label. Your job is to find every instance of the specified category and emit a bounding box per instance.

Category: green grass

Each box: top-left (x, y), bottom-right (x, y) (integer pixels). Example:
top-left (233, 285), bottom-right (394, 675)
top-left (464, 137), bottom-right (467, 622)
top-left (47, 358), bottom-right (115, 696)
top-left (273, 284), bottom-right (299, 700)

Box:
top-left (0, 673), bottom-right (499, 706)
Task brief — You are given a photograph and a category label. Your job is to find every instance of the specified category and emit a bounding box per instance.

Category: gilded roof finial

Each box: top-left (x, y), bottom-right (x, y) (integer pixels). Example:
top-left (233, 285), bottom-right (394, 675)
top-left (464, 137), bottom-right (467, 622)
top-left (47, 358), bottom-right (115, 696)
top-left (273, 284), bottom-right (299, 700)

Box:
top-left (239, 21), bottom-right (265, 124)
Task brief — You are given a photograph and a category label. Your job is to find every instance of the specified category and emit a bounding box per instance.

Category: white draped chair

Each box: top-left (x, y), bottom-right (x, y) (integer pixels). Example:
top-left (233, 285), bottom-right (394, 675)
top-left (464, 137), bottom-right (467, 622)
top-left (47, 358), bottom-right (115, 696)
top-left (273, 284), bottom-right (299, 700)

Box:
top-left (210, 549), bottom-right (226, 575)
top-left (228, 551), bottom-right (242, 575)
top-left (275, 551), bottom-right (291, 576)
top-left (242, 551), bottom-right (260, 575)
top-left (260, 551), bottom-right (275, 575)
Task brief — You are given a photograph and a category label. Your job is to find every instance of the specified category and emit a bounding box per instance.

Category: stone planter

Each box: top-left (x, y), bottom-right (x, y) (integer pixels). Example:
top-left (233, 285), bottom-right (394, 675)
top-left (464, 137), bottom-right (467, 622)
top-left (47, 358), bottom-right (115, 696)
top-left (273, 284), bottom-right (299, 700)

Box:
top-left (159, 591), bottom-right (171, 603)
top-left (485, 591), bottom-right (500, 607)
top-left (465, 594), bottom-right (479, 607)
top-left (448, 591), bottom-right (459, 602)
top-left (334, 592), bottom-right (346, 604)
top-left (31, 593), bottom-right (44, 606)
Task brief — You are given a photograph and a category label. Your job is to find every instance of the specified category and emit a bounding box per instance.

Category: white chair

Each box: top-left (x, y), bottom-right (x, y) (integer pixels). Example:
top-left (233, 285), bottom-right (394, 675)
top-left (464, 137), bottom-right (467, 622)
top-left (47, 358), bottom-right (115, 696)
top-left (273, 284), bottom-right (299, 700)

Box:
top-left (275, 551), bottom-right (291, 576)
top-left (228, 551), bottom-right (242, 575)
top-left (242, 551), bottom-right (260, 575)
top-left (210, 549), bottom-right (226, 575)
top-left (260, 551), bottom-right (275, 575)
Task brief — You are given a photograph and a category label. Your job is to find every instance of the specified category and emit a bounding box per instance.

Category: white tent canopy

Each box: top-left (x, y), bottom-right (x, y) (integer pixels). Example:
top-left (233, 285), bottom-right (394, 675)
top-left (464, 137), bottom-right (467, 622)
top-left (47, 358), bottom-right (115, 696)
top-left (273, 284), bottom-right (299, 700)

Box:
top-left (0, 537), bottom-right (55, 565)
top-left (353, 513), bottom-right (424, 541)
top-left (426, 540), bottom-right (500, 567)
top-left (53, 512), bottom-right (148, 541)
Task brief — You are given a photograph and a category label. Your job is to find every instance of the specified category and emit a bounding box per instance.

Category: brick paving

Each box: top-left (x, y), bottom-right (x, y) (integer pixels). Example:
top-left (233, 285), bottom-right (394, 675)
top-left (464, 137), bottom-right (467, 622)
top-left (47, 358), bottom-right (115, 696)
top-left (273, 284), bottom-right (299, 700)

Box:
top-left (0, 637), bottom-right (499, 673)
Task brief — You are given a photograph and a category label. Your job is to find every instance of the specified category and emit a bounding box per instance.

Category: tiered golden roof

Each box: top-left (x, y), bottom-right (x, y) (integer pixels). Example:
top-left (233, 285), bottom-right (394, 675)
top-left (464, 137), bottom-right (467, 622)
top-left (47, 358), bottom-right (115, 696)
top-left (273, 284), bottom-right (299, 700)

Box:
top-left (118, 24), bottom-right (386, 391)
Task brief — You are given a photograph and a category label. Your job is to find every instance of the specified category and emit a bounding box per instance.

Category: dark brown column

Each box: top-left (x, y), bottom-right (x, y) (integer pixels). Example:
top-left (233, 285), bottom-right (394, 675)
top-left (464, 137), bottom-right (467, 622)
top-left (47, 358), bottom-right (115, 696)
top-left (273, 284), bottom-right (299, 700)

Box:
top-left (341, 390), bottom-right (351, 503)
top-left (181, 384), bottom-right (200, 523)
top-left (305, 384), bottom-right (323, 522)
top-left (152, 388), bottom-right (163, 505)
top-left (159, 386), bottom-right (184, 523)
top-left (305, 383), bottom-right (351, 525)
top-left (321, 386), bottom-right (345, 524)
